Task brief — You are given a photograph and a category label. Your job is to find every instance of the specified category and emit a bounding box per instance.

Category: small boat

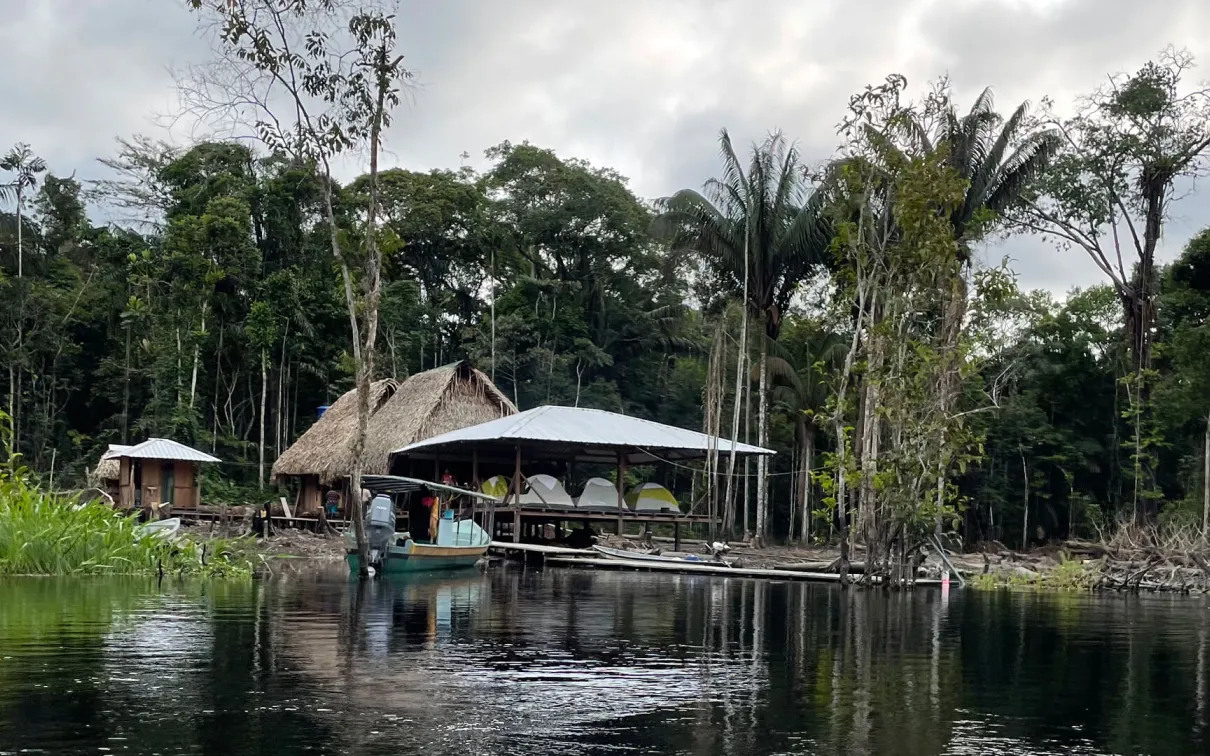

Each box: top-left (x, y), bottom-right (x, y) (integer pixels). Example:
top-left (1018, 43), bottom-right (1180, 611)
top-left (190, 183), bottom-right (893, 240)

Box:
top-left (347, 536), bottom-right (488, 574)
top-left (346, 475), bottom-right (498, 575)
top-left (592, 544), bottom-right (731, 566)
top-left (137, 517), bottom-right (182, 541)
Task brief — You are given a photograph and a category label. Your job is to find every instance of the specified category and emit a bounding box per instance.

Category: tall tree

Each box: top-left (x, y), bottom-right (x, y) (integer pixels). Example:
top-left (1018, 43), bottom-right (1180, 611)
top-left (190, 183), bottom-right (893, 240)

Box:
top-left (865, 80), bottom-right (1060, 528)
top-left (656, 130), bottom-right (829, 544)
top-left (1, 143), bottom-right (47, 451)
top-left (184, 0), bottom-right (412, 574)
top-left (1017, 49), bottom-right (1210, 517)
top-left (1, 143), bottom-right (47, 279)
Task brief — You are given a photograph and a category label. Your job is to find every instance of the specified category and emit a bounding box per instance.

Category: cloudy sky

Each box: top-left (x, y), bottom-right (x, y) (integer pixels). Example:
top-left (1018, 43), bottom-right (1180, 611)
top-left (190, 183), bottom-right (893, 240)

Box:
top-left (4, 0), bottom-right (1210, 293)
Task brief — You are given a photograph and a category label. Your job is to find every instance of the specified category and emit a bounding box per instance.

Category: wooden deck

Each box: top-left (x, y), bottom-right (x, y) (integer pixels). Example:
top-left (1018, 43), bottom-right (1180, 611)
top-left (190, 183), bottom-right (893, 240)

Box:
top-left (545, 555), bottom-right (944, 586)
top-left (488, 541), bottom-right (593, 556)
top-left (489, 541), bottom-right (944, 586)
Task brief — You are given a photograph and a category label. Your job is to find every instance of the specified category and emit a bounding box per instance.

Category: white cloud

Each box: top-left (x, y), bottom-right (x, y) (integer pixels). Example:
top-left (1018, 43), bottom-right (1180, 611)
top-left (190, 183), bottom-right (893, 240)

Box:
top-left (3, 0), bottom-right (1209, 294)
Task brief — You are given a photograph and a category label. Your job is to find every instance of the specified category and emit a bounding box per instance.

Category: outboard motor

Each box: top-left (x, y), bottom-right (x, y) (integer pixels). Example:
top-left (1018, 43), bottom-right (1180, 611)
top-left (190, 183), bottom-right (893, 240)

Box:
top-left (366, 494), bottom-right (397, 568)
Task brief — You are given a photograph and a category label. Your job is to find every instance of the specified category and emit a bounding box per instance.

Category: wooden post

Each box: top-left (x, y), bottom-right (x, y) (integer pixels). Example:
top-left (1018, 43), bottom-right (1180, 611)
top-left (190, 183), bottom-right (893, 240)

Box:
top-left (472, 448), bottom-right (480, 489)
top-left (616, 452), bottom-right (627, 536)
top-left (512, 445), bottom-right (522, 543)
top-left (674, 521), bottom-right (681, 551)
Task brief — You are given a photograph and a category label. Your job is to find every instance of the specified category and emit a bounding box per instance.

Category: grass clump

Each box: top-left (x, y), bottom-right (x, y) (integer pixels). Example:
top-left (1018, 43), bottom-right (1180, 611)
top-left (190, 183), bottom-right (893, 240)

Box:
top-left (968, 555), bottom-right (1101, 592)
top-left (0, 417), bottom-right (252, 578)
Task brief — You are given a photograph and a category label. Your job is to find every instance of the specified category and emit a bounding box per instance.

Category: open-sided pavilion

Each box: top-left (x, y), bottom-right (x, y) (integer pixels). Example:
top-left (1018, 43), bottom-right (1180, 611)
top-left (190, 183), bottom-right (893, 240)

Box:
top-left (390, 405), bottom-right (774, 546)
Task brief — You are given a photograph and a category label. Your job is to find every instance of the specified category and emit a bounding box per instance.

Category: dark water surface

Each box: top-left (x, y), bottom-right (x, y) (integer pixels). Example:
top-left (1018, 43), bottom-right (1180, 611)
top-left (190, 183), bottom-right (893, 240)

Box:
top-left (2, 566), bottom-right (1209, 755)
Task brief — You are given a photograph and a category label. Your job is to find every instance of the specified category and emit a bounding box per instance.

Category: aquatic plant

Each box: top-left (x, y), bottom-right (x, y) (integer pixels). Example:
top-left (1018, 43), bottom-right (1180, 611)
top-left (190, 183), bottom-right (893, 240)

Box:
top-left (0, 414), bottom-right (253, 578)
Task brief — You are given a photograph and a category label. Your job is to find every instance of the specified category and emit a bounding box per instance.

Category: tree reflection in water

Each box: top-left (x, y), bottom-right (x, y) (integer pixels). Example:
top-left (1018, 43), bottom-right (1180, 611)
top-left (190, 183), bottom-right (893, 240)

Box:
top-left (0, 570), bottom-right (1207, 755)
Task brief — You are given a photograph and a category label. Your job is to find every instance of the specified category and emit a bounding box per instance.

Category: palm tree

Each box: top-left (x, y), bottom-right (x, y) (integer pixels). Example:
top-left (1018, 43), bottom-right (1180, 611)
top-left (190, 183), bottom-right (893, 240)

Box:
top-left (876, 87), bottom-right (1059, 253)
top-left (1, 143), bottom-right (48, 278)
top-left (851, 88), bottom-right (1059, 529)
top-left (655, 129), bottom-right (830, 543)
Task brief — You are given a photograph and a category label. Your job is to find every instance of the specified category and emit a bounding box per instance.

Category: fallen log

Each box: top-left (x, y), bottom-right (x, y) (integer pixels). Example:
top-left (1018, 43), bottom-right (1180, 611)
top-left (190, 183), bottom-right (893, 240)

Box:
top-left (778, 560), bottom-right (867, 574)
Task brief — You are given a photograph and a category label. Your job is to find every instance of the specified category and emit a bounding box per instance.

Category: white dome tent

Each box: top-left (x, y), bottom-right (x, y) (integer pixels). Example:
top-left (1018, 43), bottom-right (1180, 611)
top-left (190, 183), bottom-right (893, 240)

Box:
top-left (518, 474), bottom-right (575, 509)
top-left (574, 477), bottom-right (629, 512)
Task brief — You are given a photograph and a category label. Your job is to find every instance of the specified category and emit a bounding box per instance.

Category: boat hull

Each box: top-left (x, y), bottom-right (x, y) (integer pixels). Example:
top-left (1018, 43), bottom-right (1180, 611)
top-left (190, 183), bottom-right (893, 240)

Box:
top-left (592, 544), bottom-right (729, 566)
top-left (347, 543), bottom-right (487, 574)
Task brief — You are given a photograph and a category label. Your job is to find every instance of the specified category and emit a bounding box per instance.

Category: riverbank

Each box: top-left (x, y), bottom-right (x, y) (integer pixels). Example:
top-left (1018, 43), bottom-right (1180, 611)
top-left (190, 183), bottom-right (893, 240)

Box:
top-left (604, 533), bottom-right (1210, 593)
top-left (230, 521), bottom-right (1210, 594)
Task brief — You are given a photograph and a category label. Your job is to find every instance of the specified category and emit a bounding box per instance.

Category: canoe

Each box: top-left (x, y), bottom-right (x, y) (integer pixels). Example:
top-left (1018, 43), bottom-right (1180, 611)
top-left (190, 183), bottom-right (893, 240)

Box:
top-left (347, 540), bottom-right (487, 574)
top-left (137, 517), bottom-right (181, 541)
top-left (592, 544), bottom-right (729, 566)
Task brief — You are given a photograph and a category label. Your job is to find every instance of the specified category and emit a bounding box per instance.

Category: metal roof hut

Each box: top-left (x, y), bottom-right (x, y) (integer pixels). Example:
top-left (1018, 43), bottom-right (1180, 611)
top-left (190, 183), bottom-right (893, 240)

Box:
top-left (107, 438), bottom-right (221, 514)
top-left (391, 405), bottom-right (773, 544)
top-left (272, 363), bottom-right (516, 516)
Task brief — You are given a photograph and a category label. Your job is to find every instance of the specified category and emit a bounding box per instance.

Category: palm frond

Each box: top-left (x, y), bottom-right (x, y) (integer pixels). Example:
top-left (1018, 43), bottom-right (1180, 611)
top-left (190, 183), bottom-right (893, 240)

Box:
top-left (965, 99), bottom-right (1032, 217)
top-left (983, 130), bottom-right (1062, 215)
top-left (717, 128), bottom-right (747, 191)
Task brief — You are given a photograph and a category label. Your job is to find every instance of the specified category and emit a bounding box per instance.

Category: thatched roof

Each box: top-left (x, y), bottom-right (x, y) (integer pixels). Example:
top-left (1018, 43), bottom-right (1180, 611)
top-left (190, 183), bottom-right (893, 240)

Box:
top-left (271, 378), bottom-right (398, 485)
top-left (272, 362), bottom-right (516, 485)
top-left (91, 456), bottom-right (120, 484)
top-left (89, 444), bottom-right (129, 484)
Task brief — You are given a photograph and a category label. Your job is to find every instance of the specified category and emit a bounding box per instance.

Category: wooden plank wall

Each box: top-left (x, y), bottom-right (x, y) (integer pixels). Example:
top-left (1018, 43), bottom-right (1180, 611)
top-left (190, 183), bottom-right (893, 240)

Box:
top-left (174, 462), bottom-right (196, 509)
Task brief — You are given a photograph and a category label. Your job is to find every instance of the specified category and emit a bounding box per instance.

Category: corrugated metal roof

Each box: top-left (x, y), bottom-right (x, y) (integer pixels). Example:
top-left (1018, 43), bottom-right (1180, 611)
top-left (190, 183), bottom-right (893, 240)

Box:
top-left (102, 444), bottom-right (132, 460)
top-left (107, 438), bottom-right (221, 463)
top-left (392, 405), bottom-right (774, 463)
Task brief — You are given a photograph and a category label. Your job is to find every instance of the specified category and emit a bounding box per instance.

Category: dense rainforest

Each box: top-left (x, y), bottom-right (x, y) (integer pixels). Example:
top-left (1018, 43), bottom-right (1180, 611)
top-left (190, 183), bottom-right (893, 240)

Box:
top-left (4, 2), bottom-right (1210, 563)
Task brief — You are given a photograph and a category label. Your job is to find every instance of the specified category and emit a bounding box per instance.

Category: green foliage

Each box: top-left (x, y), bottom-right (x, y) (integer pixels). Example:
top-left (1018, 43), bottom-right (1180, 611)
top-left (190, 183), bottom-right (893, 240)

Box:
top-left (0, 414), bottom-right (251, 577)
top-left (7, 42), bottom-right (1210, 549)
top-left (969, 555), bottom-right (1101, 592)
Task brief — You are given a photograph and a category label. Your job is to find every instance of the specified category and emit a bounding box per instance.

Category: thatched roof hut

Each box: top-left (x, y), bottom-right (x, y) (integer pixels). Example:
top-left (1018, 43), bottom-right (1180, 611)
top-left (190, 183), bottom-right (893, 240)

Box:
top-left (272, 378), bottom-right (398, 485)
top-left (272, 362), bottom-right (515, 487)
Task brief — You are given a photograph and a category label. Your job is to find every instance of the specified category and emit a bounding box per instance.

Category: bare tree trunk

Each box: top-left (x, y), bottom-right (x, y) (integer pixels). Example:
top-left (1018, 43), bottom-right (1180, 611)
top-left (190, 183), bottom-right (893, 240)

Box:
top-left (1203, 409), bottom-right (1209, 540)
top-left (742, 322), bottom-right (752, 540)
top-left (704, 323), bottom-right (724, 537)
top-left (835, 277), bottom-right (869, 586)
top-left (755, 334), bottom-right (769, 546)
top-left (258, 348), bottom-right (267, 489)
top-left (122, 325), bottom-right (132, 444)
top-left (801, 428), bottom-right (814, 543)
top-left (347, 56), bottom-right (392, 577)
top-left (189, 302), bottom-right (206, 410)
top-left (15, 186), bottom-right (22, 279)
top-left (724, 228), bottom-right (750, 539)
top-left (788, 437), bottom-right (798, 542)
top-left (857, 372), bottom-right (878, 542)
top-left (1021, 450), bottom-right (1029, 552)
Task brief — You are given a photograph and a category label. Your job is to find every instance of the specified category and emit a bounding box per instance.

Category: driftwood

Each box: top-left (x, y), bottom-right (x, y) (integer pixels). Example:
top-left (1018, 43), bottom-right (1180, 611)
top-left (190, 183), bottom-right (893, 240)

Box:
top-left (955, 521), bottom-right (1210, 593)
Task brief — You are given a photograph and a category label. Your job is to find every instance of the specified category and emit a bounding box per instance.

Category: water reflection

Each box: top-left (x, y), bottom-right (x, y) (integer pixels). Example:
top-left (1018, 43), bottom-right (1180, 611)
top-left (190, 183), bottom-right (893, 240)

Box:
top-left (0, 570), bottom-right (1208, 755)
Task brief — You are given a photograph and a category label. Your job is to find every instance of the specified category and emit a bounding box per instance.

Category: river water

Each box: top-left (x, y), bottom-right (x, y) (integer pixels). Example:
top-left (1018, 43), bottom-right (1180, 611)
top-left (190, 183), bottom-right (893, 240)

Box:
top-left (1, 566), bottom-right (1208, 755)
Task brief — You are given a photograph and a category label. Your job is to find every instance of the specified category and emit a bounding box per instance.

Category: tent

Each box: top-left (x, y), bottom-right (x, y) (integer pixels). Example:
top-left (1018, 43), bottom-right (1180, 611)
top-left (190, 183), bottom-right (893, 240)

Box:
top-left (517, 474), bottom-right (575, 508)
top-left (481, 475), bottom-right (510, 499)
top-left (625, 483), bottom-right (680, 513)
top-left (574, 477), bottom-right (629, 511)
